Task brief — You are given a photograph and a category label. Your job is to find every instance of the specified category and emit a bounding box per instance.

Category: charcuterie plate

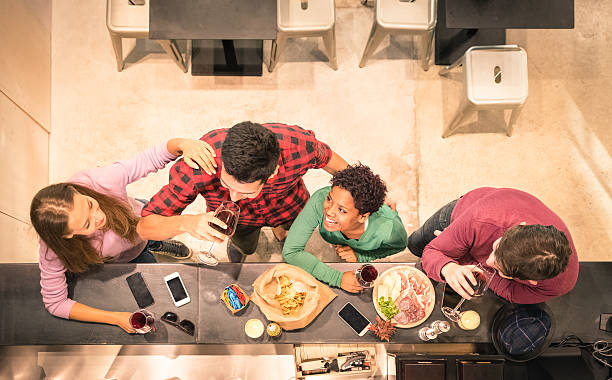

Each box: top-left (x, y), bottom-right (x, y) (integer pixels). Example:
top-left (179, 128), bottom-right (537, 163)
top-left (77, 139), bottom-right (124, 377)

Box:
top-left (372, 265), bottom-right (435, 328)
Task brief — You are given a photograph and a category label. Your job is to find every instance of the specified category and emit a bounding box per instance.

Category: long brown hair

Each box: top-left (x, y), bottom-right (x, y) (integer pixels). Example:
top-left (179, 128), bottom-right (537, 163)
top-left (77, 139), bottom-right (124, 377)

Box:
top-left (30, 183), bottom-right (140, 273)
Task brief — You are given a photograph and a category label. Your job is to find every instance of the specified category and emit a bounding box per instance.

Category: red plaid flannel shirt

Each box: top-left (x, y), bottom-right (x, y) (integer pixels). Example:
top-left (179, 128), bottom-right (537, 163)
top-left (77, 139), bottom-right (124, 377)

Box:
top-left (142, 123), bottom-right (332, 227)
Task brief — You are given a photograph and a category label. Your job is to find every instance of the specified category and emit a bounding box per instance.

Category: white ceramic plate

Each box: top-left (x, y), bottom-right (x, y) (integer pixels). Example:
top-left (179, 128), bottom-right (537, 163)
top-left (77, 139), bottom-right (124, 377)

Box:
top-left (372, 265), bottom-right (435, 328)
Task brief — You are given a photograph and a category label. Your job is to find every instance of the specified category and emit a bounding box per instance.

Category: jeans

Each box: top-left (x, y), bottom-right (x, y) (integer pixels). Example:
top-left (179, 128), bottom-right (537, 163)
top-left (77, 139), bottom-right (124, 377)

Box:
top-left (128, 198), bottom-right (158, 263)
top-left (128, 241), bottom-right (160, 263)
top-left (231, 222), bottom-right (293, 255)
top-left (407, 199), bottom-right (459, 258)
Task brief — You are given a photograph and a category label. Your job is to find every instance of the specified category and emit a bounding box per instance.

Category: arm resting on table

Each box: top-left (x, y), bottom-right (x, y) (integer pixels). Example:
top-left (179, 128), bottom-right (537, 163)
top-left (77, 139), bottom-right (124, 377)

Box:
top-left (68, 302), bottom-right (134, 333)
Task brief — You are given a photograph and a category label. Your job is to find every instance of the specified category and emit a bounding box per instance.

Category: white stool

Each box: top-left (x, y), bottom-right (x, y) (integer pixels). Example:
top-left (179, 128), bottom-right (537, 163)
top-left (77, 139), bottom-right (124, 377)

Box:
top-left (439, 45), bottom-right (528, 138)
top-left (106, 0), bottom-right (187, 72)
top-left (359, 0), bottom-right (436, 70)
top-left (269, 0), bottom-right (337, 72)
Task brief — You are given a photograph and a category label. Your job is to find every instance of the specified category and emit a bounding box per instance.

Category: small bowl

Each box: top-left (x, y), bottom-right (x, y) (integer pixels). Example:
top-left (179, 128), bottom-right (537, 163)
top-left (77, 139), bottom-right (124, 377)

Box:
top-left (245, 318), bottom-right (264, 339)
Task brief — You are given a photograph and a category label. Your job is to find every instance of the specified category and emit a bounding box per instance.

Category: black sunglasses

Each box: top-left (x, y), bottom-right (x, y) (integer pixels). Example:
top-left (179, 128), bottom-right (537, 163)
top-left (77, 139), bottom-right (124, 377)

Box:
top-left (161, 311), bottom-right (195, 336)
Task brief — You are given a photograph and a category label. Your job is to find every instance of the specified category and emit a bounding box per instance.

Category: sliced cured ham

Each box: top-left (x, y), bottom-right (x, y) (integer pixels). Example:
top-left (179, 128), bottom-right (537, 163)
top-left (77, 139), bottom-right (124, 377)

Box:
top-left (374, 265), bottom-right (435, 328)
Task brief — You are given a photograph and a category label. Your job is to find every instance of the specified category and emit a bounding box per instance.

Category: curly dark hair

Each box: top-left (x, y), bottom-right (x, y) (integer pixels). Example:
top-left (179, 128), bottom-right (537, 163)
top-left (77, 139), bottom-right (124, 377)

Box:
top-left (330, 164), bottom-right (387, 215)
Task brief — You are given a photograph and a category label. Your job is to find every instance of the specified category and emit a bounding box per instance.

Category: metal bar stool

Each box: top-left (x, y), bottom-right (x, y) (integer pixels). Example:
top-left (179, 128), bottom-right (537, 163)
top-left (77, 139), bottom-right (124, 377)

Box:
top-left (106, 0), bottom-right (187, 72)
top-left (359, 0), bottom-right (436, 71)
top-left (269, 0), bottom-right (337, 72)
top-left (439, 45), bottom-right (528, 138)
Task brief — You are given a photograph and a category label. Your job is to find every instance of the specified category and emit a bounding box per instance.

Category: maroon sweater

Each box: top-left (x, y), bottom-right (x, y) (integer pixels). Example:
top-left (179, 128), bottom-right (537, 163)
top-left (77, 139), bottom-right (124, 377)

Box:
top-left (422, 187), bottom-right (579, 304)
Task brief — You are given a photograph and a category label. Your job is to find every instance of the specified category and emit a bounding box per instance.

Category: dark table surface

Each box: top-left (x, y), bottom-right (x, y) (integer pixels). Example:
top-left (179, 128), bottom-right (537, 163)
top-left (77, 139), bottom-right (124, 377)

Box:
top-left (1, 262), bottom-right (610, 345)
top-left (0, 264), bottom-right (199, 345)
top-left (435, 0), bottom-right (574, 65)
top-left (198, 263), bottom-right (507, 344)
top-left (149, 0), bottom-right (277, 40)
top-left (435, 0), bottom-right (506, 66)
top-left (446, 0), bottom-right (574, 29)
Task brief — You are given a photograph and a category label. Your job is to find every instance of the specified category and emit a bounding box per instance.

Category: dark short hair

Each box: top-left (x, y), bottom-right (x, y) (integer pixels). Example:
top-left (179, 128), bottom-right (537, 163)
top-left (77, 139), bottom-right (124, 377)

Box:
top-left (221, 121), bottom-right (280, 183)
top-left (330, 163), bottom-right (387, 215)
top-left (495, 224), bottom-right (572, 280)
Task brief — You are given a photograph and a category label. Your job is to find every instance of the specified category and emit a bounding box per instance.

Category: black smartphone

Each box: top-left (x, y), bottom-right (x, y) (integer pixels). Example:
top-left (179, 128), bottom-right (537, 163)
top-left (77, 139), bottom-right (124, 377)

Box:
top-left (126, 272), bottom-right (154, 308)
top-left (338, 302), bottom-right (371, 336)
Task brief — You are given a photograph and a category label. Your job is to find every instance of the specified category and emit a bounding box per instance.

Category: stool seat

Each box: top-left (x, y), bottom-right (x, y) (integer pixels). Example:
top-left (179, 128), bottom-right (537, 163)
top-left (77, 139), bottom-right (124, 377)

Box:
top-left (439, 45), bottom-right (529, 137)
top-left (359, 0), bottom-right (436, 70)
top-left (278, 0), bottom-right (335, 31)
top-left (106, 0), bottom-right (149, 34)
top-left (269, 0), bottom-right (337, 72)
top-left (106, 0), bottom-right (187, 72)
top-left (466, 48), bottom-right (528, 105)
top-left (377, 0), bottom-right (435, 31)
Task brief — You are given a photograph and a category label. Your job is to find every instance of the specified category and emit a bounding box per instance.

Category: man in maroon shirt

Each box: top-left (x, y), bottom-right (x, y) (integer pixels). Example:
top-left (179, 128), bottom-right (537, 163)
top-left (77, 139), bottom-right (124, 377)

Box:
top-left (408, 187), bottom-right (579, 304)
top-left (137, 121), bottom-right (348, 262)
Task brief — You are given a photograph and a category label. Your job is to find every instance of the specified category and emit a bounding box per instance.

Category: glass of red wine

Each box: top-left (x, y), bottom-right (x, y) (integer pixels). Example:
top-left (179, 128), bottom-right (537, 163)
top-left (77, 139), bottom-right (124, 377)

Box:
top-left (129, 309), bottom-right (155, 334)
top-left (197, 201), bottom-right (240, 266)
top-left (355, 263), bottom-right (378, 288)
top-left (441, 263), bottom-right (495, 322)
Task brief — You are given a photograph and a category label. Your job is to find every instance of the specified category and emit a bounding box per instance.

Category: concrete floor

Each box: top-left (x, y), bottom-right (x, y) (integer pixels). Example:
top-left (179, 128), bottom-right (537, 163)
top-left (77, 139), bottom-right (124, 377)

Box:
top-left (51, 0), bottom-right (611, 264)
top-left (7, 1), bottom-right (608, 379)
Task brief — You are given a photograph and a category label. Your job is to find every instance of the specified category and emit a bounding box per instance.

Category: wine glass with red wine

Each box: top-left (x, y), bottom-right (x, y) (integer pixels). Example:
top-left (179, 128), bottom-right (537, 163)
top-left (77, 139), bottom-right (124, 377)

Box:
top-left (197, 201), bottom-right (240, 266)
top-left (355, 263), bottom-right (378, 288)
top-left (441, 263), bottom-right (494, 322)
top-left (129, 309), bottom-right (155, 334)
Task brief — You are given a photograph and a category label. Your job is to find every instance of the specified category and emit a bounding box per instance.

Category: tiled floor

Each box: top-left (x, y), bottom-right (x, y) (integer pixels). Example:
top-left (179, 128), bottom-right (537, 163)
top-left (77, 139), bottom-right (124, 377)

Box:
top-left (50, 0), bottom-right (611, 268)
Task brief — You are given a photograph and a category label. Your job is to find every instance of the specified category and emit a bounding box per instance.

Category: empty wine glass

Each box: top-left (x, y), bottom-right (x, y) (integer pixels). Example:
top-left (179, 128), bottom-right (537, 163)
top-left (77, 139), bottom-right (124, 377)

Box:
top-left (441, 263), bottom-right (494, 322)
top-left (197, 201), bottom-right (240, 266)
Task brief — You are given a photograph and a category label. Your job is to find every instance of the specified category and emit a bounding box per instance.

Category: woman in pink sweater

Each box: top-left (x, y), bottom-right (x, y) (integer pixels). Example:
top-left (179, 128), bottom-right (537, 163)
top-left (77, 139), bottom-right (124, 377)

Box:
top-left (30, 138), bottom-right (217, 332)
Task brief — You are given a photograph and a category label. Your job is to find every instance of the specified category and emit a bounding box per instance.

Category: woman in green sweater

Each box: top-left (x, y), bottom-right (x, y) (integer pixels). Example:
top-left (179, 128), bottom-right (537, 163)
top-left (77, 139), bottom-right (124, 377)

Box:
top-left (283, 164), bottom-right (408, 293)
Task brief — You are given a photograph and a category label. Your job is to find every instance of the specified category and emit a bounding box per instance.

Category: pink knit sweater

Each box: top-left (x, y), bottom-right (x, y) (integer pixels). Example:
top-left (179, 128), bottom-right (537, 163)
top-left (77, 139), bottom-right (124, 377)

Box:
top-left (38, 142), bottom-right (176, 318)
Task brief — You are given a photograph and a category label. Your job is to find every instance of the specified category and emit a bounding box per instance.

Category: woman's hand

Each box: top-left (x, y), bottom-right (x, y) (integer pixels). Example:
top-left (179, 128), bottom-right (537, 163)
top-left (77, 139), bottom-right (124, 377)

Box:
top-left (340, 271), bottom-right (363, 293)
top-left (335, 245), bottom-right (358, 262)
top-left (113, 312), bottom-right (136, 333)
top-left (180, 212), bottom-right (228, 242)
top-left (440, 262), bottom-right (482, 300)
top-left (167, 138), bottom-right (217, 174)
top-left (177, 139), bottom-right (217, 174)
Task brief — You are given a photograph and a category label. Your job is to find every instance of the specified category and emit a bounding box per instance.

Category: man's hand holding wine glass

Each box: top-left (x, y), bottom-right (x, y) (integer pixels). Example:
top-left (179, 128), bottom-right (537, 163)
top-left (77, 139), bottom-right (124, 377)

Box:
top-left (440, 262), bottom-right (484, 300)
top-left (181, 213), bottom-right (228, 242)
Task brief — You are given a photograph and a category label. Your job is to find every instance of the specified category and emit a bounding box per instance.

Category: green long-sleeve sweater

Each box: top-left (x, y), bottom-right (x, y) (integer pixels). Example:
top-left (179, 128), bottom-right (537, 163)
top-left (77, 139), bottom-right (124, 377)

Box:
top-left (283, 186), bottom-right (408, 288)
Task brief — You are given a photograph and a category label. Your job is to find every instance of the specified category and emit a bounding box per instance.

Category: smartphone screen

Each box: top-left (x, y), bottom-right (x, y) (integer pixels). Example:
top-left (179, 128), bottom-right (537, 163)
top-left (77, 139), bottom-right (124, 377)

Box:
top-left (126, 272), bottom-right (154, 308)
top-left (167, 276), bottom-right (188, 303)
top-left (338, 303), bottom-right (371, 335)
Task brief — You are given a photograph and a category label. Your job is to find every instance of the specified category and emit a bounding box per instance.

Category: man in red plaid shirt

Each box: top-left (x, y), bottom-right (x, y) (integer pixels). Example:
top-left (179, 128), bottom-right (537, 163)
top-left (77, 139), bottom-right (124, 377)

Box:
top-left (138, 121), bottom-right (348, 262)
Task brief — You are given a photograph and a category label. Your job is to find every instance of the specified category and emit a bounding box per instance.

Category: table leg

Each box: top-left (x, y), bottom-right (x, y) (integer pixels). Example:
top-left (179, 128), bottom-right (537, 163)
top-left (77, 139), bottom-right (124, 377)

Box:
top-left (221, 40), bottom-right (239, 68)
